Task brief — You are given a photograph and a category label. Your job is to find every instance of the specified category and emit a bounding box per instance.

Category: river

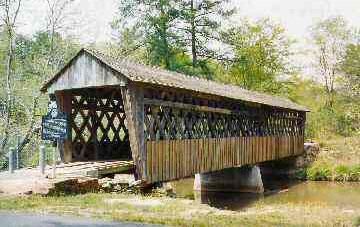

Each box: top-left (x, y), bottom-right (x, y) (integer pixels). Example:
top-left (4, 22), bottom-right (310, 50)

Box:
top-left (171, 178), bottom-right (360, 211)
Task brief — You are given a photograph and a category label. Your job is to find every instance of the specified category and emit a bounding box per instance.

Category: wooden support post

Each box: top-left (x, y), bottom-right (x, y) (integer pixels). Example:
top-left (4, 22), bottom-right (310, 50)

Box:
top-left (55, 91), bottom-right (73, 163)
top-left (8, 147), bottom-right (14, 174)
top-left (121, 83), bottom-right (146, 181)
top-left (39, 146), bottom-right (45, 175)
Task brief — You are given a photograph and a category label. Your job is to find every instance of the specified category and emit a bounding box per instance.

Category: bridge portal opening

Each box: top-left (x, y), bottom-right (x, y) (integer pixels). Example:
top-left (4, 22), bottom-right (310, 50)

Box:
top-left (56, 87), bottom-right (131, 162)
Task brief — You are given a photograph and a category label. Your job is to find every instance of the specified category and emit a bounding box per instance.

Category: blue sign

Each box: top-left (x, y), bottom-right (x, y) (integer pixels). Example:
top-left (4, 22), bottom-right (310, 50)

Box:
top-left (42, 101), bottom-right (70, 141)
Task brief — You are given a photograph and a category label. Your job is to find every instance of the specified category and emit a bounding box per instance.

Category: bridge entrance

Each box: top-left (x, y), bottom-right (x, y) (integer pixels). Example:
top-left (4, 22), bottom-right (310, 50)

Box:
top-left (55, 87), bottom-right (131, 162)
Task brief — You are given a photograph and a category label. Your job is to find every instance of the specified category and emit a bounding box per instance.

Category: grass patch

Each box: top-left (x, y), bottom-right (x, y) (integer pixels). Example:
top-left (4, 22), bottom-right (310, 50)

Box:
top-left (0, 192), bottom-right (358, 226)
top-left (304, 136), bottom-right (360, 181)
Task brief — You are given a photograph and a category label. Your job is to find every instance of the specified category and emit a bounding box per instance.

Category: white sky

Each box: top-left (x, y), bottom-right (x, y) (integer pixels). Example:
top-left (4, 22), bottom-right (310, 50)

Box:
top-left (17, 0), bottom-right (360, 75)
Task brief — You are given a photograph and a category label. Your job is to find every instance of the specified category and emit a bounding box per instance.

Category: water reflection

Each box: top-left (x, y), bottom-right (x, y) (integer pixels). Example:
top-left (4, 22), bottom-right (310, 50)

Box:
top-left (172, 177), bottom-right (360, 211)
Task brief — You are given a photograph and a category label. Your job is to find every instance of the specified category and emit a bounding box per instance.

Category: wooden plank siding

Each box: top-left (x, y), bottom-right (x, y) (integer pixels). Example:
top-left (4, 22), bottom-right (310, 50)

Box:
top-left (145, 136), bottom-right (304, 183)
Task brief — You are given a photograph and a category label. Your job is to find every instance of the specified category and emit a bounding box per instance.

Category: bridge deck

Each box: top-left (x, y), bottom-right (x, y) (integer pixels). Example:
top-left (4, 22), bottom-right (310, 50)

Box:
top-left (50, 160), bottom-right (134, 178)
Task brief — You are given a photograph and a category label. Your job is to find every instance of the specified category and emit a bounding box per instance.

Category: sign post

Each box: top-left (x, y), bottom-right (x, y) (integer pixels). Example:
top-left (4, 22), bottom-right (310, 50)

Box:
top-left (41, 101), bottom-right (69, 178)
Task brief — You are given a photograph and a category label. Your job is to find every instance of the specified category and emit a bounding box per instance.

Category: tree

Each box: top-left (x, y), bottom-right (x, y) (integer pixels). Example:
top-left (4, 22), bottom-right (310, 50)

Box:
top-left (113, 0), bottom-right (183, 70)
top-left (341, 43), bottom-right (360, 98)
top-left (220, 18), bottom-right (295, 94)
top-left (310, 16), bottom-right (350, 109)
top-left (177, 0), bottom-right (235, 77)
top-left (0, 0), bottom-right (23, 156)
top-left (44, 0), bottom-right (76, 75)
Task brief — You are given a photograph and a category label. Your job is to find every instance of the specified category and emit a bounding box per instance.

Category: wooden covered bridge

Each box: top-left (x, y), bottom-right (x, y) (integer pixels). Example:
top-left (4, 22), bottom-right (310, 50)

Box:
top-left (41, 48), bottom-right (308, 184)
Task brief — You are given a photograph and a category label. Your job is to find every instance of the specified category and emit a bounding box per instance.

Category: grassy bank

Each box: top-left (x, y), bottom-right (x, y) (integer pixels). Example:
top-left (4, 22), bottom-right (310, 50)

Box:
top-left (302, 136), bottom-right (360, 181)
top-left (0, 192), bottom-right (359, 226)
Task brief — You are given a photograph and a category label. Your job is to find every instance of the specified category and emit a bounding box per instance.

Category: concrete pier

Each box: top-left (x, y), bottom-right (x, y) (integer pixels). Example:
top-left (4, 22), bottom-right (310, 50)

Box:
top-left (194, 165), bottom-right (264, 194)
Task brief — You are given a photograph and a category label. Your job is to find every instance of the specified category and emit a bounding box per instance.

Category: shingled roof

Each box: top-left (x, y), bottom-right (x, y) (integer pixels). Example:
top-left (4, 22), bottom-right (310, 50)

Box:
top-left (41, 48), bottom-right (309, 112)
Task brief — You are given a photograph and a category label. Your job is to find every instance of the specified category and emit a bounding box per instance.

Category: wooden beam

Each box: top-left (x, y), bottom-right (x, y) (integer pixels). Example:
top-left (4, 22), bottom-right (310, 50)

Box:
top-left (144, 98), bottom-right (232, 115)
top-left (121, 83), bottom-right (146, 181)
top-left (55, 91), bottom-right (73, 163)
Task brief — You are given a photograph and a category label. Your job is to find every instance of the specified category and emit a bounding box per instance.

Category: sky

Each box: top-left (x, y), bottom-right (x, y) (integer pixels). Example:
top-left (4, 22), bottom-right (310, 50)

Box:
top-left (17, 0), bottom-right (360, 75)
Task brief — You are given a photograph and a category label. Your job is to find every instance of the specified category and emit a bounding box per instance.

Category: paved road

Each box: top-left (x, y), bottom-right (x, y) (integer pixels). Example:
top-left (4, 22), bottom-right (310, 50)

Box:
top-left (0, 211), bottom-right (163, 227)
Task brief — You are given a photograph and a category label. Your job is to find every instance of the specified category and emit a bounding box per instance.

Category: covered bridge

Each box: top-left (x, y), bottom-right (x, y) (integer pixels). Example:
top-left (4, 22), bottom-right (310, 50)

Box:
top-left (41, 48), bottom-right (308, 184)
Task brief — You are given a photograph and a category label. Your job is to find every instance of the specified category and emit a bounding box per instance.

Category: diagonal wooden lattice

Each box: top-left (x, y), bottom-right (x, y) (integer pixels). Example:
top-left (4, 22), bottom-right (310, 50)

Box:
top-left (144, 88), bottom-right (306, 141)
top-left (70, 89), bottom-right (130, 160)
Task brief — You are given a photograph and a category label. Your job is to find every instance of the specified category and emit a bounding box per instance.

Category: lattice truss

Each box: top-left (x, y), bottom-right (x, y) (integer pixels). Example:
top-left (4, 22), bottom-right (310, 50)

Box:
top-left (70, 89), bottom-right (130, 160)
top-left (144, 88), bottom-right (305, 141)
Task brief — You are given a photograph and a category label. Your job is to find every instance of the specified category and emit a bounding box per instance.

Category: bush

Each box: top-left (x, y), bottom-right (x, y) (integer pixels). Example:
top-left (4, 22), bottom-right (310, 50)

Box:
top-left (306, 163), bottom-right (332, 181)
top-left (334, 165), bottom-right (351, 181)
top-left (354, 216), bottom-right (360, 227)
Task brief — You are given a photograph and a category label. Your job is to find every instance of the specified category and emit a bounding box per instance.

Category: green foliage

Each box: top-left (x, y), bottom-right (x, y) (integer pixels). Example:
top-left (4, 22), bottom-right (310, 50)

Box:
top-left (306, 162), bottom-right (332, 181)
top-left (354, 216), bottom-right (360, 227)
top-left (219, 18), bottom-right (295, 94)
top-left (114, 0), bottom-right (183, 70)
top-left (310, 16), bottom-right (351, 109)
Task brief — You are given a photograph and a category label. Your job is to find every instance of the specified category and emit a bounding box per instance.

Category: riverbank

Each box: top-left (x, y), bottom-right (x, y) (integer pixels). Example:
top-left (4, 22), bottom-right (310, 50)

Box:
top-left (299, 136), bottom-right (360, 181)
top-left (0, 181), bottom-right (359, 227)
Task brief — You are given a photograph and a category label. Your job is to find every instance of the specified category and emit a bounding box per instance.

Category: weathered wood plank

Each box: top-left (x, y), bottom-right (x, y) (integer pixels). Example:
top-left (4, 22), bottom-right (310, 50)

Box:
top-left (121, 84), bottom-right (145, 181)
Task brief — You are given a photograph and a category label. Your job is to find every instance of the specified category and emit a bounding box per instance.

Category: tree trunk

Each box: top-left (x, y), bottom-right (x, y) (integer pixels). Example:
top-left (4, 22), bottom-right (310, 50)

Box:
top-left (190, 0), bottom-right (197, 68)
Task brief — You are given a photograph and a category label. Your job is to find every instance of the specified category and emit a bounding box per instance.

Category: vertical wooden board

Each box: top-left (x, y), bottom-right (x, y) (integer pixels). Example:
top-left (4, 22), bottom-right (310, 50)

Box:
top-left (251, 137), bottom-right (255, 164)
top-left (228, 137), bottom-right (231, 167)
top-left (161, 140), bottom-right (165, 181)
top-left (172, 140), bottom-right (176, 180)
top-left (280, 136), bottom-right (284, 158)
top-left (199, 139), bottom-right (204, 173)
top-left (168, 139), bottom-right (173, 180)
top-left (182, 140), bottom-right (186, 178)
top-left (178, 140), bottom-right (182, 179)
top-left (161, 140), bottom-right (166, 181)
top-left (205, 138), bottom-right (209, 172)
top-left (176, 140), bottom-right (180, 179)
top-left (188, 139), bottom-right (191, 176)
top-left (224, 138), bottom-right (228, 168)
top-left (200, 139), bottom-right (204, 172)
top-left (175, 140), bottom-right (179, 179)
top-left (249, 137), bottom-right (253, 164)
top-left (264, 137), bottom-right (268, 161)
top-left (256, 137), bottom-right (260, 163)
top-left (222, 138), bottom-right (226, 168)
top-left (146, 141), bottom-right (152, 183)
top-left (258, 137), bottom-right (263, 162)
top-left (262, 137), bottom-right (266, 162)
top-left (183, 140), bottom-right (187, 178)
top-left (208, 138), bottom-right (212, 172)
top-left (266, 137), bottom-right (270, 161)
top-left (284, 136), bottom-right (287, 158)
top-left (218, 138), bottom-right (222, 170)
top-left (241, 137), bottom-right (244, 165)
top-left (233, 137), bottom-right (237, 166)
top-left (217, 138), bottom-right (220, 170)
top-left (232, 137), bottom-right (235, 166)
top-left (166, 140), bottom-right (171, 181)
top-left (157, 141), bottom-right (162, 181)
top-left (277, 137), bottom-right (280, 160)
top-left (286, 136), bottom-right (290, 157)
top-left (254, 137), bottom-right (258, 163)
top-left (162, 140), bottom-right (169, 181)
top-left (213, 138), bottom-right (218, 171)
top-left (221, 138), bottom-right (225, 170)
top-left (189, 140), bottom-right (195, 174)
top-left (244, 137), bottom-right (248, 165)
top-left (239, 137), bottom-right (243, 166)
top-left (235, 137), bottom-right (239, 166)
top-left (151, 141), bottom-right (157, 182)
